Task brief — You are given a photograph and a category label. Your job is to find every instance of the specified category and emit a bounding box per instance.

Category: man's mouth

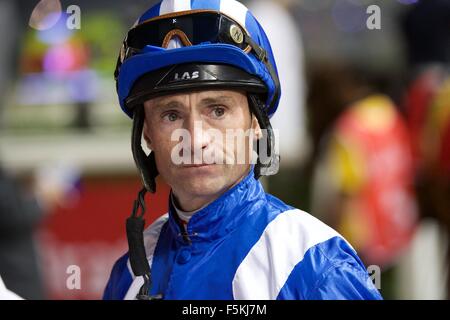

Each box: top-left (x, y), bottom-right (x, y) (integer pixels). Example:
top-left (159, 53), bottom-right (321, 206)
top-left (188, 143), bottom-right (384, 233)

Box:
top-left (181, 163), bottom-right (213, 168)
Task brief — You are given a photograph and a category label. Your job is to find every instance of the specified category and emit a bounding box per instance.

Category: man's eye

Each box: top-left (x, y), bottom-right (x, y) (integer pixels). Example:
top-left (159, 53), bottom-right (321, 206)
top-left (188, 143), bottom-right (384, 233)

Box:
top-left (211, 106), bottom-right (226, 118)
top-left (163, 112), bottom-right (179, 122)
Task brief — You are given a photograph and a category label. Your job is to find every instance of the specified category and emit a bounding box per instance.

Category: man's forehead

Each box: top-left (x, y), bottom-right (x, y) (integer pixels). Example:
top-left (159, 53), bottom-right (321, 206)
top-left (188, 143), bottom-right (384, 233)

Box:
top-left (144, 89), bottom-right (246, 107)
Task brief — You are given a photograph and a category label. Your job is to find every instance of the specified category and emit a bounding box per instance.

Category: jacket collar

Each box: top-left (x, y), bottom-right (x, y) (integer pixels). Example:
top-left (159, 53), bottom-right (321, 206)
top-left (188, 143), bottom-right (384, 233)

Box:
top-left (167, 166), bottom-right (265, 243)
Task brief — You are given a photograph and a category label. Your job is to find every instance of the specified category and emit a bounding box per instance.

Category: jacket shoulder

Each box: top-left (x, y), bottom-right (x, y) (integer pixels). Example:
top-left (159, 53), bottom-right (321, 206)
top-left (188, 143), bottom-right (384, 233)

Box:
top-left (102, 213), bottom-right (169, 300)
top-left (143, 213), bottom-right (169, 259)
top-left (102, 253), bottom-right (132, 300)
top-left (233, 207), bottom-right (380, 299)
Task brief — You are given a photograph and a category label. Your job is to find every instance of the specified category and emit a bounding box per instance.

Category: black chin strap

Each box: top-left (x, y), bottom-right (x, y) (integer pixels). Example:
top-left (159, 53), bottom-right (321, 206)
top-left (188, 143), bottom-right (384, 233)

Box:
top-left (126, 187), bottom-right (163, 300)
top-left (127, 106), bottom-right (162, 299)
top-left (248, 94), bottom-right (280, 178)
top-left (131, 105), bottom-right (159, 193)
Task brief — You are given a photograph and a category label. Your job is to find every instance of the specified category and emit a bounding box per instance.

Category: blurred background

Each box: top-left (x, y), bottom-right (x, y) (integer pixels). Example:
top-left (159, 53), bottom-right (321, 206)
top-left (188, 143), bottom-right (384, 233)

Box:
top-left (0, 0), bottom-right (448, 299)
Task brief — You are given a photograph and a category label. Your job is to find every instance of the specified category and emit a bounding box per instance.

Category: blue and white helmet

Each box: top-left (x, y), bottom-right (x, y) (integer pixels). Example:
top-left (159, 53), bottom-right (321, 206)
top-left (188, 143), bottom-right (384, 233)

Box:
top-left (115, 0), bottom-right (281, 119)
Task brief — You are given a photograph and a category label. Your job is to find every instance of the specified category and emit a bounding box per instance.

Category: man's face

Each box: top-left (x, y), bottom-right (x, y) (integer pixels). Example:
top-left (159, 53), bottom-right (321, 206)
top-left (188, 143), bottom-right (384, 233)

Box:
top-left (143, 89), bottom-right (261, 209)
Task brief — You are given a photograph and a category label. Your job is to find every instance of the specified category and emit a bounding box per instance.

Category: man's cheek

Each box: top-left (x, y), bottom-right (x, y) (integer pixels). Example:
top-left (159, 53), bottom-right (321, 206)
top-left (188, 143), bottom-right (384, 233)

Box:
top-left (167, 142), bottom-right (183, 166)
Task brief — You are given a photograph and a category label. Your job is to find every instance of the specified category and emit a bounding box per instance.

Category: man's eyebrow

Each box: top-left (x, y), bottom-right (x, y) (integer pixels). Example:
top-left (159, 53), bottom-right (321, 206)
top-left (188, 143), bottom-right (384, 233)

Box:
top-left (199, 95), bottom-right (236, 106)
top-left (152, 100), bottom-right (184, 111)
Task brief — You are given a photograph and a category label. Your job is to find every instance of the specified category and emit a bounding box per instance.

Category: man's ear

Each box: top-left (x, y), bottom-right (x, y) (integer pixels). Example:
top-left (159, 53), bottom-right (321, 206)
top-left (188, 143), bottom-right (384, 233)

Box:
top-left (143, 121), bottom-right (153, 150)
top-left (251, 114), bottom-right (262, 140)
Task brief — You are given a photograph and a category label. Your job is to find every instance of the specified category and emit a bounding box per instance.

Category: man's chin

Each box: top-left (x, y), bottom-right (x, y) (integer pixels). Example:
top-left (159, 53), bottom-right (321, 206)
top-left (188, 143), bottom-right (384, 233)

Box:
top-left (180, 176), bottom-right (226, 197)
top-left (168, 164), bottom-right (249, 200)
top-left (172, 168), bottom-right (226, 196)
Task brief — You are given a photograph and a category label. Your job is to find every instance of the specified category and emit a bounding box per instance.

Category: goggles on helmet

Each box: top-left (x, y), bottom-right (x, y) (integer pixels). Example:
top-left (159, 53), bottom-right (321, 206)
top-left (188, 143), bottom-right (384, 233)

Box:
top-left (114, 10), bottom-right (279, 110)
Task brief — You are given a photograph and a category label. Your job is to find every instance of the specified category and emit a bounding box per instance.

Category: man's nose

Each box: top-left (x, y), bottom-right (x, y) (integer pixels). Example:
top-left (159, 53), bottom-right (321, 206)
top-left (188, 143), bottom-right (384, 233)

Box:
top-left (185, 115), bottom-right (210, 154)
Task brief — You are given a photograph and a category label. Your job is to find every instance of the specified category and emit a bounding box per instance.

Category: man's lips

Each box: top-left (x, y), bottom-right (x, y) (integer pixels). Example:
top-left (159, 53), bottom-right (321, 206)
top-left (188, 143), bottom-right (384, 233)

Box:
top-left (181, 163), bottom-right (214, 168)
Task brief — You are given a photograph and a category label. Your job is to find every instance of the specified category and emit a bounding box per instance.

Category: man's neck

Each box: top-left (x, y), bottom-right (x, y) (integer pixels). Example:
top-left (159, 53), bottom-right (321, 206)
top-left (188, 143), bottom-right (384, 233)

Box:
top-left (171, 191), bottom-right (217, 212)
top-left (170, 193), bottom-right (207, 223)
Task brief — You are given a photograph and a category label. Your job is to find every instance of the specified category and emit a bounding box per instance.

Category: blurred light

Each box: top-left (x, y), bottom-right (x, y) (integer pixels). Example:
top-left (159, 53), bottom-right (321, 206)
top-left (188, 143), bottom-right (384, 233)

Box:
top-left (347, 0), bottom-right (376, 5)
top-left (298, 0), bottom-right (333, 12)
top-left (43, 39), bottom-right (89, 74)
top-left (396, 0), bottom-right (419, 4)
top-left (28, 0), bottom-right (62, 31)
top-left (331, 0), bottom-right (366, 33)
top-left (17, 70), bottom-right (99, 105)
top-left (68, 70), bottom-right (98, 103)
top-left (43, 43), bottom-right (77, 73)
top-left (37, 13), bottom-right (73, 45)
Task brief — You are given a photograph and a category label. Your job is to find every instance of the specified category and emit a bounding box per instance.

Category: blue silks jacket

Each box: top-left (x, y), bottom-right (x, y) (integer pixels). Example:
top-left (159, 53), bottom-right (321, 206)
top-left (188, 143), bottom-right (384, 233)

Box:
top-left (103, 168), bottom-right (382, 300)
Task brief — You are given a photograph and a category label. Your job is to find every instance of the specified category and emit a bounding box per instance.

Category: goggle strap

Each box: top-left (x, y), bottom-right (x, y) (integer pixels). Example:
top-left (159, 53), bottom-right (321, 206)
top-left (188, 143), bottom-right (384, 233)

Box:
top-left (244, 34), bottom-right (267, 62)
top-left (245, 34), bottom-right (280, 113)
